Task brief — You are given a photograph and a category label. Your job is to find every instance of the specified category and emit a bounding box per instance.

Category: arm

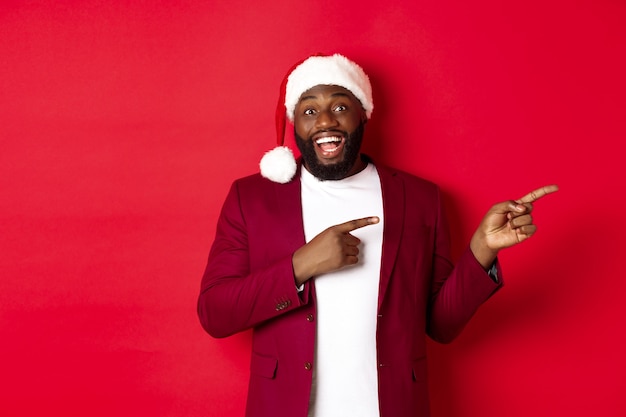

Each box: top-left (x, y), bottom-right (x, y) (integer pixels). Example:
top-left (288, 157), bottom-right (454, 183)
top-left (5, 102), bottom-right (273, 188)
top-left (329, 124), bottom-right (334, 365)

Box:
top-left (198, 178), bottom-right (381, 338)
top-left (197, 181), bottom-right (308, 338)
top-left (426, 184), bottom-right (558, 343)
top-left (426, 187), bottom-right (503, 343)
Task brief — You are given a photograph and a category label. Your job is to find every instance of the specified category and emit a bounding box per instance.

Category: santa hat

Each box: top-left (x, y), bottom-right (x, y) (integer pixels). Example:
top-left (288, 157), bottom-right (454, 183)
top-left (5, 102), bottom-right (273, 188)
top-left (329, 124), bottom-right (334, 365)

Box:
top-left (259, 53), bottom-right (374, 183)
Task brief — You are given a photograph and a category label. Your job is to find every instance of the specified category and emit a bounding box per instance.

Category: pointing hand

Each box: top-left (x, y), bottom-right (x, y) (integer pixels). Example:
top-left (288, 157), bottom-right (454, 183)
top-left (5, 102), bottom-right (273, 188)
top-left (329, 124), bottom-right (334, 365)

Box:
top-left (470, 185), bottom-right (559, 269)
top-left (292, 216), bottom-right (380, 286)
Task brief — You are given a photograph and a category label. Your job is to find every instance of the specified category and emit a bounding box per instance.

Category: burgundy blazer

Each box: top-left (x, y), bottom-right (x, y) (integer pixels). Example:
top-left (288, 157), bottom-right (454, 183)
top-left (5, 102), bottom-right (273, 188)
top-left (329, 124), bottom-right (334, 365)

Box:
top-left (198, 162), bottom-right (502, 417)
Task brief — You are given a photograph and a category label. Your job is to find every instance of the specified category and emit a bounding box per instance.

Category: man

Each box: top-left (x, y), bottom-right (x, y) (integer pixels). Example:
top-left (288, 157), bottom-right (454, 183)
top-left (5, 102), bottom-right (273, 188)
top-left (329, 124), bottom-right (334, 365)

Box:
top-left (197, 54), bottom-right (558, 417)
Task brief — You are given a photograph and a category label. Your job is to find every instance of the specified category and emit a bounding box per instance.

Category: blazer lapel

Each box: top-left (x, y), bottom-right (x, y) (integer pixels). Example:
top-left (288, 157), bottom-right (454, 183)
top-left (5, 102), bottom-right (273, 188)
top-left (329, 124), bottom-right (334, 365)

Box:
top-left (376, 165), bottom-right (405, 311)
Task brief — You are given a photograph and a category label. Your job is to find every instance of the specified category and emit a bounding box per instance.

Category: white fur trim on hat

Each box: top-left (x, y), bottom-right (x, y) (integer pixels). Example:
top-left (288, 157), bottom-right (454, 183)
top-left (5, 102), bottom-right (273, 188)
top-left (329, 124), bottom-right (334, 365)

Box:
top-left (260, 146), bottom-right (297, 184)
top-left (285, 54), bottom-right (373, 122)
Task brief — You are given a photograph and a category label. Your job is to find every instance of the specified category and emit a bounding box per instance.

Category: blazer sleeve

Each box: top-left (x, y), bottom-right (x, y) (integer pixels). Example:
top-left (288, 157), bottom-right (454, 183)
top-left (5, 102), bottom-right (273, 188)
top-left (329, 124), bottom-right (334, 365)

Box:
top-left (197, 180), bottom-right (310, 338)
top-left (426, 187), bottom-right (503, 343)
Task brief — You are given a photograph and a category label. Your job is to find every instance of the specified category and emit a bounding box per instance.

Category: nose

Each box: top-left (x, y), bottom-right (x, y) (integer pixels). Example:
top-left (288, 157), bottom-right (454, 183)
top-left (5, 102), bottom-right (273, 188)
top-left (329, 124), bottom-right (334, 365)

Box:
top-left (315, 109), bottom-right (339, 129)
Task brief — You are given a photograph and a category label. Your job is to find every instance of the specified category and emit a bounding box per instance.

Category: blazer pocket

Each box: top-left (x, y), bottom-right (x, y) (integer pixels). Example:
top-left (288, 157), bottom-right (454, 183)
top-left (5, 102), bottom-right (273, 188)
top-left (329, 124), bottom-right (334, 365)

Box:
top-left (250, 351), bottom-right (278, 379)
top-left (411, 356), bottom-right (427, 382)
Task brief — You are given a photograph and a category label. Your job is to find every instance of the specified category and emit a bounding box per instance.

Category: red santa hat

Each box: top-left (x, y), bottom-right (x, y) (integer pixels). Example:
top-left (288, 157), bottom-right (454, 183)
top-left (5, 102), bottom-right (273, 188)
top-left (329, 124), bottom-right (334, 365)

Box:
top-left (259, 53), bottom-right (374, 183)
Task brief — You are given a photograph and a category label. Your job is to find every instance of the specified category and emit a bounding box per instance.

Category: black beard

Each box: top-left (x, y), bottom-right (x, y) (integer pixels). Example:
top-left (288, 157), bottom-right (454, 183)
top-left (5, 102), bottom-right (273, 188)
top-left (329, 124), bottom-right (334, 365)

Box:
top-left (295, 122), bottom-right (365, 181)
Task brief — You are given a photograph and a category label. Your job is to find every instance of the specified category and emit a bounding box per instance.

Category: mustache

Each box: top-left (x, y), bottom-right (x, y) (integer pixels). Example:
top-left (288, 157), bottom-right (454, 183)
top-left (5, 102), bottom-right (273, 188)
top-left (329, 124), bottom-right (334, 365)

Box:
top-left (309, 129), bottom-right (347, 140)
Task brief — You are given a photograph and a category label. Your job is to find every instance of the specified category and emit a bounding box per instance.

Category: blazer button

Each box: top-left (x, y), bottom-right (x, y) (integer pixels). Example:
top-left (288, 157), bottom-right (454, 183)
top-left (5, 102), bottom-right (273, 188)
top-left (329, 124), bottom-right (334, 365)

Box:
top-left (304, 362), bottom-right (312, 371)
top-left (306, 314), bottom-right (314, 322)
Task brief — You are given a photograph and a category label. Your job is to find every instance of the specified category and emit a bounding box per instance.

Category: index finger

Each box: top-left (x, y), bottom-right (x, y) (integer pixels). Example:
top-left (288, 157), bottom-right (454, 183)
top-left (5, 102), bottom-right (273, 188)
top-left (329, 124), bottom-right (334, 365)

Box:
top-left (516, 184), bottom-right (559, 204)
top-left (336, 216), bottom-right (380, 233)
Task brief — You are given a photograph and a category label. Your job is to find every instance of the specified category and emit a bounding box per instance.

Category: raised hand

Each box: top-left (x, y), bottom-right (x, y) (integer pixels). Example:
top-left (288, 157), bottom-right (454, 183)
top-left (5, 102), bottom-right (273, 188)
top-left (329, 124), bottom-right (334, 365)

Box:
top-left (470, 185), bottom-right (559, 269)
top-left (292, 216), bottom-right (380, 286)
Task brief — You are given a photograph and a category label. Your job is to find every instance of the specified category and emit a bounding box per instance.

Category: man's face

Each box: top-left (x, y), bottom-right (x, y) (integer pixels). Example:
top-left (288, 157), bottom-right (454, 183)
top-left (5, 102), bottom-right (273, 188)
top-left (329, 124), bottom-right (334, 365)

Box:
top-left (294, 85), bottom-right (367, 181)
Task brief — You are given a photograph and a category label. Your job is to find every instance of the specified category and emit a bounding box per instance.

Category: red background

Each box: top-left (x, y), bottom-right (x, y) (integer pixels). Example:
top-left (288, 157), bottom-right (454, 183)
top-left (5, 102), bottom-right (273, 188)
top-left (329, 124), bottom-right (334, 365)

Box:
top-left (2, 1), bottom-right (625, 416)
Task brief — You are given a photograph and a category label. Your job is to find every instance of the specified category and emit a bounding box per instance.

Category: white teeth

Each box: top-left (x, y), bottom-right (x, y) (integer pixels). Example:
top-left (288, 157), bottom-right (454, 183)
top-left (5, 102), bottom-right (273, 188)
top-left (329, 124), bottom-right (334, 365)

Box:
top-left (315, 136), bottom-right (341, 144)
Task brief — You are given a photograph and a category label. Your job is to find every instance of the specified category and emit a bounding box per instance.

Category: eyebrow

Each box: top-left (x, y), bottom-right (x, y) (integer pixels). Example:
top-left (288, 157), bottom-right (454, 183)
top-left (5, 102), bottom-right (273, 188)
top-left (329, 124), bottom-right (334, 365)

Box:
top-left (299, 91), bottom-right (352, 102)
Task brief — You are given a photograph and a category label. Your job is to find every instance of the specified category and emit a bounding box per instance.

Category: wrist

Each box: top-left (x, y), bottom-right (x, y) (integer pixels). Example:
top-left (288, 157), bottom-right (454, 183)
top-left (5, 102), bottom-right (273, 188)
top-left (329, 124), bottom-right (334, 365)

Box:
top-left (292, 248), bottom-right (313, 286)
top-left (470, 233), bottom-right (499, 270)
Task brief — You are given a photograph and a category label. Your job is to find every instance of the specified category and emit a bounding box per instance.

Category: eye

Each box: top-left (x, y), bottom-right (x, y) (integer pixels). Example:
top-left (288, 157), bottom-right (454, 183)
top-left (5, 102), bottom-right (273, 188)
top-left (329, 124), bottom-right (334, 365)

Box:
top-left (303, 108), bottom-right (316, 116)
top-left (334, 104), bottom-right (347, 112)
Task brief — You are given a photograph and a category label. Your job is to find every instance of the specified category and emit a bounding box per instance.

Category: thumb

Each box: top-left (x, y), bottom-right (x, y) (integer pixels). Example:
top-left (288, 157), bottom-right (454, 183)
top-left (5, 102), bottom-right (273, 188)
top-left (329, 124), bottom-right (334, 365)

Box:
top-left (490, 201), bottom-right (526, 215)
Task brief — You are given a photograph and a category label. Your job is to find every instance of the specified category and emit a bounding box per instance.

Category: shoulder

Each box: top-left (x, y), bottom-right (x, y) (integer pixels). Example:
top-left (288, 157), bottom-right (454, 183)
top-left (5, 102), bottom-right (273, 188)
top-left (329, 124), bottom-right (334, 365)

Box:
top-left (232, 171), bottom-right (271, 188)
top-left (227, 167), bottom-right (302, 202)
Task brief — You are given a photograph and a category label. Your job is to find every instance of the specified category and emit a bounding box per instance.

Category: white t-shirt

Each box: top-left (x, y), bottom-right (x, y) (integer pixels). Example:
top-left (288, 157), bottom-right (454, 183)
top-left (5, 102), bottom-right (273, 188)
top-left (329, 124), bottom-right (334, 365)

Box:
top-left (300, 163), bottom-right (384, 417)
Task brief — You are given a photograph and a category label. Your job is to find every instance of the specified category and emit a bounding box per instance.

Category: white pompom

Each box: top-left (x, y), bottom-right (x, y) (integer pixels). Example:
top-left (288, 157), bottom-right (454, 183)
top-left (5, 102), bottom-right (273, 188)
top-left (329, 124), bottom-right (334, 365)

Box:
top-left (259, 146), bottom-right (297, 184)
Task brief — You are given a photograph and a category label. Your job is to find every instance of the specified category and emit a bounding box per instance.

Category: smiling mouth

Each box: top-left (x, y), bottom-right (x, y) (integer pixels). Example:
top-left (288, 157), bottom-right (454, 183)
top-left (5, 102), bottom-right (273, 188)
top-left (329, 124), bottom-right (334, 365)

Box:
top-left (315, 136), bottom-right (344, 155)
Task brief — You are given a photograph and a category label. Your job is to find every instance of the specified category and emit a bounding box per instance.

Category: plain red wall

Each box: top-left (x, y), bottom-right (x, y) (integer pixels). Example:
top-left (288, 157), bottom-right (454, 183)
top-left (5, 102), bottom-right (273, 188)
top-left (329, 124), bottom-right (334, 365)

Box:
top-left (2, 1), bottom-right (625, 416)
